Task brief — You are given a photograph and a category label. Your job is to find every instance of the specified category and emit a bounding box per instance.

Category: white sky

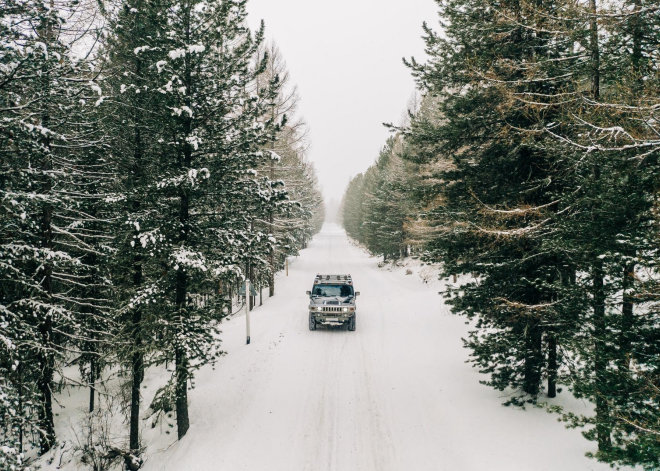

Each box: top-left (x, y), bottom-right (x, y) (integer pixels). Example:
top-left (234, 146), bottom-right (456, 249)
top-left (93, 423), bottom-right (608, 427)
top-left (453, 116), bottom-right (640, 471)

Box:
top-left (246, 0), bottom-right (439, 202)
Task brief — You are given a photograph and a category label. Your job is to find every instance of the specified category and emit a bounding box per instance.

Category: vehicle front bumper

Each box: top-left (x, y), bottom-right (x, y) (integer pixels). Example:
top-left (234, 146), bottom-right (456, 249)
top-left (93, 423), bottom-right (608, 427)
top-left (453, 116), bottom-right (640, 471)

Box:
top-left (310, 311), bottom-right (355, 325)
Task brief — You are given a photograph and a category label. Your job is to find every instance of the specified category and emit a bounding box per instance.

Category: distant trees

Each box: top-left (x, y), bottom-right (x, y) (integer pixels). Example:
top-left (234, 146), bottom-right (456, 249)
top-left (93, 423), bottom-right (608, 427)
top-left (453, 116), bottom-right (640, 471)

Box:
top-left (341, 0), bottom-right (660, 468)
top-left (341, 136), bottom-right (417, 260)
top-left (0, 0), bottom-right (323, 467)
top-left (253, 42), bottom-right (324, 300)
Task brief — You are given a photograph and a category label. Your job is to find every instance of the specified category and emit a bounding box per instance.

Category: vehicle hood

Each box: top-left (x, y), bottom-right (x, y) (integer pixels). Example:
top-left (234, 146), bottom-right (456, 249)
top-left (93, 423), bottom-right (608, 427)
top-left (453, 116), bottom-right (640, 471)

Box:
top-left (309, 296), bottom-right (354, 306)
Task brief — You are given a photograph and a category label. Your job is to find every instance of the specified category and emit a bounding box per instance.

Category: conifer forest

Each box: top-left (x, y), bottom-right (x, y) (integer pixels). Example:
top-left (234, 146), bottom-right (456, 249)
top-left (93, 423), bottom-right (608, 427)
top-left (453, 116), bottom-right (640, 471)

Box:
top-left (3, 0), bottom-right (660, 469)
top-left (1, 0), bottom-right (324, 468)
top-left (341, 0), bottom-right (660, 469)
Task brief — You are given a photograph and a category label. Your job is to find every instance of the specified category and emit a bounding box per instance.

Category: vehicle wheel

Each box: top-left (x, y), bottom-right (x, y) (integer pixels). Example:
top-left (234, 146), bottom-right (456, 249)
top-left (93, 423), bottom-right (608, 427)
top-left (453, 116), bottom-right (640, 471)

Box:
top-left (348, 315), bottom-right (356, 331)
top-left (309, 313), bottom-right (316, 331)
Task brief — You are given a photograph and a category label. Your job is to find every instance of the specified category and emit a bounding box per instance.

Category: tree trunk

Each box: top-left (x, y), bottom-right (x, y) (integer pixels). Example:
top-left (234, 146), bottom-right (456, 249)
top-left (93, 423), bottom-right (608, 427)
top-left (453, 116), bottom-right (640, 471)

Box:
top-left (620, 262), bottom-right (635, 370)
top-left (269, 251), bottom-right (275, 297)
top-left (129, 48), bottom-right (145, 451)
top-left (268, 145), bottom-right (275, 298)
top-left (17, 362), bottom-right (23, 453)
top-left (630, 0), bottom-right (642, 79)
top-left (593, 259), bottom-right (612, 451)
top-left (37, 311), bottom-right (55, 453)
top-left (37, 45), bottom-right (56, 450)
top-left (175, 3), bottom-right (193, 439)
top-left (89, 356), bottom-right (96, 413)
top-left (249, 221), bottom-right (255, 311)
top-left (587, 6), bottom-right (610, 449)
top-left (616, 0), bottom-right (641, 372)
top-left (129, 243), bottom-right (144, 452)
top-left (523, 320), bottom-right (543, 396)
top-left (83, 230), bottom-right (101, 415)
top-left (589, 0), bottom-right (600, 100)
top-left (175, 343), bottom-right (190, 439)
top-left (38, 205), bottom-right (56, 453)
top-left (547, 330), bottom-right (557, 398)
top-left (175, 187), bottom-right (190, 440)
top-left (174, 174), bottom-right (190, 436)
top-left (129, 306), bottom-right (143, 451)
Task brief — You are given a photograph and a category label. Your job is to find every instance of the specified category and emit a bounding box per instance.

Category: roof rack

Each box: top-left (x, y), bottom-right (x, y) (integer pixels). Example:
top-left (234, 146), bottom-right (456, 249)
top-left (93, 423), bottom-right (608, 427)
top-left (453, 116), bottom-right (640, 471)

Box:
top-left (314, 274), bottom-right (352, 284)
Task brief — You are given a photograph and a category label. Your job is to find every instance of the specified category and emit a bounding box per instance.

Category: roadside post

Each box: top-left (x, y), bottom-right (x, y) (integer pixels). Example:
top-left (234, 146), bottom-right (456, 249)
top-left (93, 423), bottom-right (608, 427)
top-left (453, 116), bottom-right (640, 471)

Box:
top-left (245, 280), bottom-right (251, 344)
top-left (286, 258), bottom-right (289, 276)
top-left (239, 280), bottom-right (257, 344)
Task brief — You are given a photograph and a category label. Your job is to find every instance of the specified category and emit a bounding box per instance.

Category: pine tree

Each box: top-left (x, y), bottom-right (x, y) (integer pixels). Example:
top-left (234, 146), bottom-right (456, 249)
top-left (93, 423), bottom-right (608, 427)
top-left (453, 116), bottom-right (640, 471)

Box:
top-left (253, 42), bottom-right (324, 299)
top-left (1, 0), bottom-right (322, 464)
top-left (403, 0), bottom-right (579, 404)
top-left (530, 0), bottom-right (660, 464)
top-left (99, 0), bottom-right (171, 454)
top-left (360, 137), bottom-right (411, 260)
top-left (130, 0), bottom-right (282, 439)
top-left (400, 0), bottom-right (660, 465)
top-left (1, 0), bottom-right (111, 458)
top-left (341, 174), bottom-right (366, 242)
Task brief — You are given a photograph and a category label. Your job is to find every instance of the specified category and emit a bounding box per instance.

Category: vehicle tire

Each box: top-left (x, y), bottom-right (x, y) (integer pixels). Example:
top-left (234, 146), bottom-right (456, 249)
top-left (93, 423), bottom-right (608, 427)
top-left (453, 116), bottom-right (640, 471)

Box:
top-left (309, 313), bottom-right (316, 331)
top-left (348, 315), bottom-right (356, 331)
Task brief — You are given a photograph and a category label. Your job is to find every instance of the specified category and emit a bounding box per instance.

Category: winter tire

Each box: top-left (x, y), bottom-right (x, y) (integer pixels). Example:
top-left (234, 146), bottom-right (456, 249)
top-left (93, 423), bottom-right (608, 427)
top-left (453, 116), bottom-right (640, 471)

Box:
top-left (348, 315), bottom-right (356, 331)
top-left (309, 313), bottom-right (316, 331)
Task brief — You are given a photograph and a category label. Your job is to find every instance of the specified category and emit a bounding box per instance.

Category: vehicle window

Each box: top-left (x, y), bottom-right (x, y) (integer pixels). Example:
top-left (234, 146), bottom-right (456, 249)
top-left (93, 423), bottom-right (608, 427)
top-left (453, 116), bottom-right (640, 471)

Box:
top-left (312, 284), bottom-right (353, 297)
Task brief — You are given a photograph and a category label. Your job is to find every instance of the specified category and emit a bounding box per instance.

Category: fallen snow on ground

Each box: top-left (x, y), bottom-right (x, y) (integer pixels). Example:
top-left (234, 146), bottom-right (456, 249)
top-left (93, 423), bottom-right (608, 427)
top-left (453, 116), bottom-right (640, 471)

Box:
top-left (39, 224), bottom-right (632, 471)
top-left (376, 254), bottom-right (444, 285)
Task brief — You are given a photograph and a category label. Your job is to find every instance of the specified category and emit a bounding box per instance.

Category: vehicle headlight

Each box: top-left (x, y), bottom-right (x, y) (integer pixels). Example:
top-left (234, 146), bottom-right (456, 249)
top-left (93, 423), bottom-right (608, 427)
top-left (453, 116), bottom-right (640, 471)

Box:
top-left (317, 306), bottom-right (323, 312)
top-left (342, 307), bottom-right (348, 312)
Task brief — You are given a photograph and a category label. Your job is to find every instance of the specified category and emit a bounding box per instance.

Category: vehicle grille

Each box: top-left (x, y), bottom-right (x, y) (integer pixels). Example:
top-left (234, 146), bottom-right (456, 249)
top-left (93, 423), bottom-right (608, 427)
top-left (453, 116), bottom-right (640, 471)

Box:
top-left (322, 307), bottom-right (342, 313)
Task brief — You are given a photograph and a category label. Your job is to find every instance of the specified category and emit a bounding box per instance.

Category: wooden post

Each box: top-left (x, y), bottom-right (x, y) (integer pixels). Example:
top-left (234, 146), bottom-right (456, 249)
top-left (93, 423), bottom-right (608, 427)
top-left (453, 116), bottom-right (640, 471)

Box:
top-left (286, 258), bottom-right (289, 276)
top-left (245, 280), bottom-right (251, 345)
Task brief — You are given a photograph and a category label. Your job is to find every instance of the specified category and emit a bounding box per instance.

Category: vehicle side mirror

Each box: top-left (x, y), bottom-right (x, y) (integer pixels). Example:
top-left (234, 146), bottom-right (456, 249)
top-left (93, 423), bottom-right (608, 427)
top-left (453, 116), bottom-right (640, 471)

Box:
top-left (306, 291), bottom-right (311, 296)
top-left (355, 292), bottom-right (361, 296)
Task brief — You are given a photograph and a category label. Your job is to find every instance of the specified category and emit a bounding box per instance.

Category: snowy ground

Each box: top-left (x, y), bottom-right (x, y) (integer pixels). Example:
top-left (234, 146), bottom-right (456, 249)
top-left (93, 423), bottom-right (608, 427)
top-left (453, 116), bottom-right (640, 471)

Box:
top-left (42, 223), bottom-right (630, 471)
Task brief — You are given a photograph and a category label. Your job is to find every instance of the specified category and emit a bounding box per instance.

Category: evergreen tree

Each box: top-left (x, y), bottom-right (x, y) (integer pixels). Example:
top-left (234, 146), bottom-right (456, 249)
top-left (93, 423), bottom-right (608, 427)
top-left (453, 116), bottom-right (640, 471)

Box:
top-left (395, 0), bottom-right (660, 466)
top-left (1, 0), bottom-right (323, 465)
top-left (0, 0), bottom-right (110, 459)
top-left (341, 174), bottom-right (365, 242)
top-left (528, 0), bottom-right (660, 464)
top-left (99, 0), bottom-right (170, 454)
top-left (122, 0), bottom-right (282, 440)
top-left (361, 137), bottom-right (410, 260)
top-left (253, 43), bottom-right (324, 300)
top-left (402, 0), bottom-right (581, 404)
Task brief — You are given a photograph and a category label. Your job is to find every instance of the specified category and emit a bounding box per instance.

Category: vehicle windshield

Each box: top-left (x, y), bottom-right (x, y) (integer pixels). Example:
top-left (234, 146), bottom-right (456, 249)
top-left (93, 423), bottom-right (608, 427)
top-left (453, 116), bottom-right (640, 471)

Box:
top-left (311, 284), bottom-right (354, 297)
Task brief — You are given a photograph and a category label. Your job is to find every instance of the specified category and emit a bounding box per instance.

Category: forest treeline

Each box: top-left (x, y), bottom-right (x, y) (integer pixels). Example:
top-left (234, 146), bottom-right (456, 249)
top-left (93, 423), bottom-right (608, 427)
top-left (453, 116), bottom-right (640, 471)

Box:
top-left (0, 0), bottom-right (323, 468)
top-left (341, 0), bottom-right (660, 469)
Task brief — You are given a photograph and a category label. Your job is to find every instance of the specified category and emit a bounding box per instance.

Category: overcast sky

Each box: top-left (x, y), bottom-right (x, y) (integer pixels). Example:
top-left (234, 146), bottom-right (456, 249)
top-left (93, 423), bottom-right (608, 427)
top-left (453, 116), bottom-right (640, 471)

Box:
top-left (245, 0), bottom-right (439, 203)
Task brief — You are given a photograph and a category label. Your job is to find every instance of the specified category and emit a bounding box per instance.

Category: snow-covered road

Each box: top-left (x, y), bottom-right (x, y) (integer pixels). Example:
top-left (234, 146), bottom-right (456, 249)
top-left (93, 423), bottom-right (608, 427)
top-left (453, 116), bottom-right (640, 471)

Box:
top-left (142, 224), bottom-right (620, 471)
